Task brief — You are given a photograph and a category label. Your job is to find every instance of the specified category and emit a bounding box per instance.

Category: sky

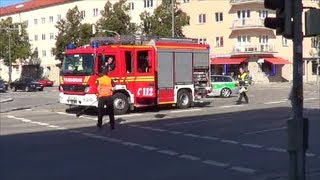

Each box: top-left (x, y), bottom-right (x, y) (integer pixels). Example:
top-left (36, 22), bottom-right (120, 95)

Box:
top-left (0, 0), bottom-right (29, 7)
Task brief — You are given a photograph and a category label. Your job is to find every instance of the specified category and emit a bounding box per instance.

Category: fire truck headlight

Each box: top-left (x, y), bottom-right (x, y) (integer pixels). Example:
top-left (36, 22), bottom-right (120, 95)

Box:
top-left (84, 87), bottom-right (90, 92)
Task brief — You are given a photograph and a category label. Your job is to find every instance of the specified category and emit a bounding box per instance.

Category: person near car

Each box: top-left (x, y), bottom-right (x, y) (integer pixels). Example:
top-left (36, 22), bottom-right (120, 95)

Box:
top-left (96, 69), bottom-right (115, 129)
top-left (236, 67), bottom-right (249, 105)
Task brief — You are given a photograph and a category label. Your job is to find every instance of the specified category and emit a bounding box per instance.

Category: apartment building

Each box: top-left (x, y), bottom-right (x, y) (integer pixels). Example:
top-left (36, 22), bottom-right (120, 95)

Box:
top-left (181, 0), bottom-right (320, 83)
top-left (0, 0), bottom-right (160, 83)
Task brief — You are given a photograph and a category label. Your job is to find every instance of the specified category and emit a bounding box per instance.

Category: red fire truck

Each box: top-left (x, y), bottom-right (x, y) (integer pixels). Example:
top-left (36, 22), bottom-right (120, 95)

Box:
top-left (59, 36), bottom-right (211, 115)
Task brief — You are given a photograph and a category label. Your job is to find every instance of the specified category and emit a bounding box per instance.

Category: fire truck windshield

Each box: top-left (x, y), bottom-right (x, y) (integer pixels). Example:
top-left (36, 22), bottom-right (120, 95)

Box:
top-left (61, 54), bottom-right (94, 76)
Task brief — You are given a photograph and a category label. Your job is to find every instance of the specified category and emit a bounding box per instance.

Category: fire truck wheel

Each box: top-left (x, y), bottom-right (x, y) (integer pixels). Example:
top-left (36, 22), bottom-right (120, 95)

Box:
top-left (177, 89), bottom-right (191, 109)
top-left (113, 93), bottom-right (129, 115)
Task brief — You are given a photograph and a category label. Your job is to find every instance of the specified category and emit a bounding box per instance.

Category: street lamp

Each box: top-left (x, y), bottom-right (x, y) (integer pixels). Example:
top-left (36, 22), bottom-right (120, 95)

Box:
top-left (171, 0), bottom-right (175, 37)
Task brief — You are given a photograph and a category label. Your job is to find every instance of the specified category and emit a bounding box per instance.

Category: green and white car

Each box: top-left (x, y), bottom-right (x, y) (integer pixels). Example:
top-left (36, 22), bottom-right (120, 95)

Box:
top-left (207, 75), bottom-right (239, 98)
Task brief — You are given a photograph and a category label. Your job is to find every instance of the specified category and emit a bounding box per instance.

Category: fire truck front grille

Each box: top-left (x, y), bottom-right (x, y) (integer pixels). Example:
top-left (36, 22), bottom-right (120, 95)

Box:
top-left (62, 85), bottom-right (87, 92)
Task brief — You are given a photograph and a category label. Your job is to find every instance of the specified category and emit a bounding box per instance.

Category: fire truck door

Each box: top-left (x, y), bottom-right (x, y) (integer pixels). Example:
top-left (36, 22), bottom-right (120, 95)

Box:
top-left (134, 50), bottom-right (156, 98)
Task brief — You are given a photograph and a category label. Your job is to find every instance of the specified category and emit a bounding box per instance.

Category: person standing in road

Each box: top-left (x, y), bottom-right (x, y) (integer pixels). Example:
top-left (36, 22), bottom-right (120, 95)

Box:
top-left (96, 69), bottom-right (115, 129)
top-left (236, 67), bottom-right (249, 105)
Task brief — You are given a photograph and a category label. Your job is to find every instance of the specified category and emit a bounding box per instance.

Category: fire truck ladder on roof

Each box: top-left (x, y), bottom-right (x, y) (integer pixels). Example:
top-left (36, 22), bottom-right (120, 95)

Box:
top-left (90, 35), bottom-right (199, 46)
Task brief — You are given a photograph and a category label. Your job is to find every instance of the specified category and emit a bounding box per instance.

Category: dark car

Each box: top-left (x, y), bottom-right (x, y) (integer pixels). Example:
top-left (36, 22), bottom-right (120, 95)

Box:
top-left (10, 77), bottom-right (44, 92)
top-left (36, 77), bottom-right (54, 87)
top-left (0, 79), bottom-right (8, 92)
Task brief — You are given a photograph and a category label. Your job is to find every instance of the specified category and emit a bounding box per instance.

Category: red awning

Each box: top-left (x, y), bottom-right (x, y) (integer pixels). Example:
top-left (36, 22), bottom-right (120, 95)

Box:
top-left (264, 57), bottom-right (291, 64)
top-left (211, 58), bottom-right (247, 65)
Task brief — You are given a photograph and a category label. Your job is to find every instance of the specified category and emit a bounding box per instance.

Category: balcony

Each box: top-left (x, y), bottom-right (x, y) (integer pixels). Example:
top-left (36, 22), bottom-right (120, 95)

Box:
top-left (231, 18), bottom-right (267, 30)
top-left (232, 44), bottom-right (276, 54)
top-left (230, 0), bottom-right (264, 5)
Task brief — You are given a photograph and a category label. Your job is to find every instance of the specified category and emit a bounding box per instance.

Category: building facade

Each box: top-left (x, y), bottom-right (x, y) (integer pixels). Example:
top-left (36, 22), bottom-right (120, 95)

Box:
top-left (0, 0), bottom-right (160, 83)
top-left (180, 0), bottom-right (320, 83)
top-left (0, 0), bottom-right (319, 84)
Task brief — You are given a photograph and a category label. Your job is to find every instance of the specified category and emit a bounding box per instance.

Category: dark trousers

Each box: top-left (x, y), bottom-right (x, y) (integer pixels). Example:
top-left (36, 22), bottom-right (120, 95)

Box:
top-left (98, 96), bottom-right (115, 129)
top-left (238, 92), bottom-right (249, 103)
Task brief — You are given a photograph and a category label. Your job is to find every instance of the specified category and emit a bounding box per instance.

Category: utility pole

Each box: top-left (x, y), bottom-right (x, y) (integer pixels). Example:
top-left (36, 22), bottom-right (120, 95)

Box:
top-left (289, 0), bottom-right (307, 179)
top-left (171, 0), bottom-right (175, 37)
top-left (264, 0), bottom-right (308, 179)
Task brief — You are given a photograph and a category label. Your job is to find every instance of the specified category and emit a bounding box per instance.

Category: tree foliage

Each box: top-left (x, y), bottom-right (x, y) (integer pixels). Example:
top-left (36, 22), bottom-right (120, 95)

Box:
top-left (53, 6), bottom-right (93, 61)
top-left (140, 0), bottom-right (190, 37)
top-left (0, 17), bottom-right (31, 66)
top-left (96, 0), bottom-right (137, 36)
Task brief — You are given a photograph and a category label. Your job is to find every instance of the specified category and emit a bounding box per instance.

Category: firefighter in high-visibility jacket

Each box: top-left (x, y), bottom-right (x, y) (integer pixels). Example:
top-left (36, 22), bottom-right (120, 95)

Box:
top-left (236, 67), bottom-right (249, 105)
top-left (96, 69), bottom-right (115, 129)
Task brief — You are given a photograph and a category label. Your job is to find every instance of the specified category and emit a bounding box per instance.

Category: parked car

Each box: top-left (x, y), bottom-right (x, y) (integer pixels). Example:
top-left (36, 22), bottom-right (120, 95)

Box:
top-left (0, 79), bottom-right (8, 92)
top-left (10, 77), bottom-right (44, 92)
top-left (207, 75), bottom-right (239, 98)
top-left (36, 77), bottom-right (54, 87)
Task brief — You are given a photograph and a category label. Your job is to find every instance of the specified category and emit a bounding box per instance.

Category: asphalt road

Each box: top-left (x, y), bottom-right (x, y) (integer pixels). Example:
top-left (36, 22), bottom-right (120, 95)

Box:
top-left (0, 83), bottom-right (319, 180)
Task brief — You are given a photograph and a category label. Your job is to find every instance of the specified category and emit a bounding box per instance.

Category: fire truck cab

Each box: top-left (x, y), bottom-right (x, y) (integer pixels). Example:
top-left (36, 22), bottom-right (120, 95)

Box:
top-left (59, 36), bottom-right (210, 115)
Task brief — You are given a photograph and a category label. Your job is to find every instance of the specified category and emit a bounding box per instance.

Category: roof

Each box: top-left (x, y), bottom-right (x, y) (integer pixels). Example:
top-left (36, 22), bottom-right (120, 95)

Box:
top-left (0, 0), bottom-right (74, 17)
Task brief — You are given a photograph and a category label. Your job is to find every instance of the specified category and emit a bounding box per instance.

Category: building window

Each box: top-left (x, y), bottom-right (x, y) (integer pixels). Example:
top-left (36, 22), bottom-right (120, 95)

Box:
top-left (259, 10), bottom-right (268, 19)
top-left (41, 17), bottom-right (45, 24)
top-left (34, 35), bottom-right (38, 41)
top-left (42, 34), bottom-right (46, 40)
top-left (57, 14), bottom-right (61, 21)
top-left (215, 37), bottom-right (224, 47)
top-left (50, 49), bottom-right (54, 57)
top-left (42, 50), bottom-right (46, 57)
top-left (311, 37), bottom-right (319, 48)
top-left (81, 11), bottom-right (86, 19)
top-left (49, 16), bottom-right (53, 23)
top-left (50, 33), bottom-right (54, 40)
top-left (215, 12), bottom-right (223, 22)
top-left (312, 60), bottom-right (320, 75)
top-left (262, 62), bottom-right (276, 76)
top-left (183, 0), bottom-right (190, 3)
top-left (128, 2), bottom-right (134, 10)
top-left (198, 38), bottom-right (207, 44)
top-left (144, 0), bottom-right (153, 8)
top-left (198, 14), bottom-right (206, 23)
top-left (23, 20), bottom-right (28, 27)
top-left (34, 19), bottom-right (38, 25)
top-left (93, 8), bottom-right (98, 17)
top-left (282, 37), bottom-right (288, 47)
top-left (237, 35), bottom-right (251, 44)
top-left (237, 10), bottom-right (251, 19)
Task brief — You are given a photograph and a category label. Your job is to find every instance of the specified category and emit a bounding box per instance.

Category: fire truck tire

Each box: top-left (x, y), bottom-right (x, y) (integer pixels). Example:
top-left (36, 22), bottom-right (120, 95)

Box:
top-left (177, 89), bottom-right (191, 109)
top-left (113, 93), bottom-right (129, 115)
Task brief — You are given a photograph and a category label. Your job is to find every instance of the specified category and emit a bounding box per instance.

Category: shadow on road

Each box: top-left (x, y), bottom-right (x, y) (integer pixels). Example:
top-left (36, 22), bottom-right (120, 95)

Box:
top-left (1, 107), bottom-right (319, 180)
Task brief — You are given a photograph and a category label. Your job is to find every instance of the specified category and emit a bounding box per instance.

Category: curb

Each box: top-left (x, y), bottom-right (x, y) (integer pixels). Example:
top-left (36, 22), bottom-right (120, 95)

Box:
top-left (0, 98), bottom-right (13, 103)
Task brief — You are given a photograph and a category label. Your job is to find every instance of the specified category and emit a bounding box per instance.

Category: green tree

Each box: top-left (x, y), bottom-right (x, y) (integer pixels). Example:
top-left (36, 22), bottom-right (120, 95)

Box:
top-left (53, 6), bottom-right (93, 61)
top-left (95, 0), bottom-right (137, 36)
top-left (0, 17), bottom-right (31, 82)
top-left (140, 0), bottom-right (190, 37)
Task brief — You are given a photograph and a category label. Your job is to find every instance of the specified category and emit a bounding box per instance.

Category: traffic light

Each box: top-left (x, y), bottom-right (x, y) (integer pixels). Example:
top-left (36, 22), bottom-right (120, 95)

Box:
top-left (264, 0), bottom-right (293, 39)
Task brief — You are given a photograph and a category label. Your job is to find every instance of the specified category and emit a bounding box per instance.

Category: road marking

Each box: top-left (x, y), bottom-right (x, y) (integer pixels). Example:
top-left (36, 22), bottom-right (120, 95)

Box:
top-left (170, 109), bottom-right (202, 113)
top-left (121, 142), bottom-right (139, 147)
top-left (202, 160), bottom-right (229, 167)
top-left (183, 133), bottom-right (201, 138)
top-left (220, 139), bottom-right (239, 144)
top-left (139, 145), bottom-right (158, 151)
top-left (304, 97), bottom-right (318, 101)
top-left (158, 150), bottom-right (179, 156)
top-left (241, 144), bottom-right (263, 148)
top-left (264, 101), bottom-right (287, 105)
top-left (306, 153), bottom-right (316, 157)
top-left (169, 131), bottom-right (183, 135)
top-left (165, 117), bottom-right (224, 126)
top-left (218, 105), bottom-right (244, 108)
top-left (201, 136), bottom-right (220, 141)
top-left (230, 167), bottom-right (256, 174)
top-left (245, 126), bottom-right (288, 135)
top-left (179, 154), bottom-right (201, 161)
top-left (266, 147), bottom-right (287, 153)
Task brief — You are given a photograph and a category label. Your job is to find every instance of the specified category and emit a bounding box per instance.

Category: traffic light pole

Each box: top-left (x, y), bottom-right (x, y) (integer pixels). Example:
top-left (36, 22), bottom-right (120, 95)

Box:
top-left (288, 0), bottom-right (308, 179)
